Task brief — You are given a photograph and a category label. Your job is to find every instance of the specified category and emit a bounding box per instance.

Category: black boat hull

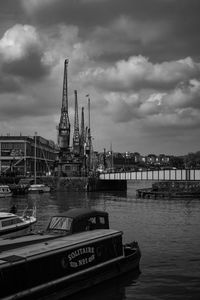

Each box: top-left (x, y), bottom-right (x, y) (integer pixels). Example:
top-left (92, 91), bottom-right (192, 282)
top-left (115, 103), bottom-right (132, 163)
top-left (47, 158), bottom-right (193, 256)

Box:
top-left (6, 247), bottom-right (141, 300)
top-left (0, 231), bottom-right (141, 300)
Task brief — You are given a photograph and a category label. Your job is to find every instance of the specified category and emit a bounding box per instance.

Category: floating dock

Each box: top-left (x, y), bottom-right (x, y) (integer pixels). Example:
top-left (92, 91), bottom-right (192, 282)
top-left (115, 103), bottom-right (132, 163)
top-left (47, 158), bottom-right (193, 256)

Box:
top-left (136, 181), bottom-right (200, 199)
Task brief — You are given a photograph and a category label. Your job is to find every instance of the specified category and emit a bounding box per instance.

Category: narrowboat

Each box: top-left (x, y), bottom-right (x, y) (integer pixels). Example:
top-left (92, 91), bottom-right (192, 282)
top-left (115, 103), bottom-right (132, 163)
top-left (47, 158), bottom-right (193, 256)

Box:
top-left (0, 208), bottom-right (141, 299)
top-left (0, 206), bottom-right (36, 239)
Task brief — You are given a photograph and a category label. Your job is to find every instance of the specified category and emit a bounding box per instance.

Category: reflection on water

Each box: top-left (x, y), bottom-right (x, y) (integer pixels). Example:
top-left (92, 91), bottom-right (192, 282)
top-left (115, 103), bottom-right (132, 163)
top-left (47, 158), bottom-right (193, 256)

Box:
top-left (66, 271), bottom-right (140, 300)
top-left (0, 181), bottom-right (200, 300)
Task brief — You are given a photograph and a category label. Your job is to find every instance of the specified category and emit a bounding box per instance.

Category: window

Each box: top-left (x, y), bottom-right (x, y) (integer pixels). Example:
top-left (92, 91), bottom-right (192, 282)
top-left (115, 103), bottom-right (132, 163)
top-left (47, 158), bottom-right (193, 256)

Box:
top-left (2, 217), bottom-right (23, 227)
top-left (99, 217), bottom-right (106, 225)
top-left (65, 166), bottom-right (71, 170)
top-left (48, 216), bottom-right (72, 231)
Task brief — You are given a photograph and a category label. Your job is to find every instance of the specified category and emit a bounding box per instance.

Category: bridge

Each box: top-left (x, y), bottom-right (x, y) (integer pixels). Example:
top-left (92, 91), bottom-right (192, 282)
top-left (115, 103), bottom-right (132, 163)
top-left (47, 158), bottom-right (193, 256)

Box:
top-left (99, 169), bottom-right (200, 181)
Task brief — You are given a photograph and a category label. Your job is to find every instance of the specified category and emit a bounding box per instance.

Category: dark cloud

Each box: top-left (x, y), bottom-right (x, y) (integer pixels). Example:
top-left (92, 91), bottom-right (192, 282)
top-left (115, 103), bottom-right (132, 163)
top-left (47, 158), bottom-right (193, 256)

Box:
top-left (2, 47), bottom-right (51, 80)
top-left (0, 0), bottom-right (26, 35)
top-left (21, 0), bottom-right (200, 62)
top-left (0, 72), bottom-right (21, 93)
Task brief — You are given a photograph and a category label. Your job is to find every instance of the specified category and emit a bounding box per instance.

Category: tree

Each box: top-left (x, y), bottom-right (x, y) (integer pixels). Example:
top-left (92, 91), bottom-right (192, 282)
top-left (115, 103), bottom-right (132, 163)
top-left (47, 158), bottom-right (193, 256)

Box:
top-left (169, 156), bottom-right (185, 169)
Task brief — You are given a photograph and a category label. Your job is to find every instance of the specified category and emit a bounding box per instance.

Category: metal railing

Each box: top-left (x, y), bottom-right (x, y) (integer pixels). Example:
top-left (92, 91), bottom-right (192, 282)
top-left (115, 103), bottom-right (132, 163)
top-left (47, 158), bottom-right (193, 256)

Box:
top-left (99, 169), bottom-right (200, 181)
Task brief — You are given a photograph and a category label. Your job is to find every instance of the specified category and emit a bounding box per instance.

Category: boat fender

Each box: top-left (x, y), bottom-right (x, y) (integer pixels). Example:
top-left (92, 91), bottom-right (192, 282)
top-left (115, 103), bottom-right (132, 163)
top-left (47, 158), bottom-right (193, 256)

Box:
top-left (61, 256), bottom-right (69, 269)
top-left (96, 246), bottom-right (103, 257)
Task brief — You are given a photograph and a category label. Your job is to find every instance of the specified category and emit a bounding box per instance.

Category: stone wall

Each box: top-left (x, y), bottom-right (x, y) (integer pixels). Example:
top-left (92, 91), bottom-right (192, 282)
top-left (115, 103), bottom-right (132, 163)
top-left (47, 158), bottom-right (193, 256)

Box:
top-left (41, 176), bottom-right (88, 192)
top-left (41, 176), bottom-right (127, 192)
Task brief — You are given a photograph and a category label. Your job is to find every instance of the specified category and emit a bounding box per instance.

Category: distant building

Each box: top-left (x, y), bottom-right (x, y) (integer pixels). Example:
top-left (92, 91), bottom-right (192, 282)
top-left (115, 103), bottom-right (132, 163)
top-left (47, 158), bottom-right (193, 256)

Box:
top-left (0, 135), bottom-right (57, 177)
top-left (96, 150), bottom-right (174, 172)
top-left (147, 154), bottom-right (157, 164)
top-left (158, 154), bottom-right (171, 164)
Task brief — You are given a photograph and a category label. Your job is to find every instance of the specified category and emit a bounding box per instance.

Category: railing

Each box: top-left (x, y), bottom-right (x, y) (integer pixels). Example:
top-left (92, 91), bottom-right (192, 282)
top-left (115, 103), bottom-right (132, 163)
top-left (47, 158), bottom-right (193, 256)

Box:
top-left (99, 169), bottom-right (200, 181)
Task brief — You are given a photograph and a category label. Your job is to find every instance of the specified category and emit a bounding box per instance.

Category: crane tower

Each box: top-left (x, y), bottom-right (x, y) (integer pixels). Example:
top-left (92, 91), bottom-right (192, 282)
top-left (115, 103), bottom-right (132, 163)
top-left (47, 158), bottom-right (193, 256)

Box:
top-left (72, 90), bottom-right (80, 154)
top-left (57, 59), bottom-right (71, 154)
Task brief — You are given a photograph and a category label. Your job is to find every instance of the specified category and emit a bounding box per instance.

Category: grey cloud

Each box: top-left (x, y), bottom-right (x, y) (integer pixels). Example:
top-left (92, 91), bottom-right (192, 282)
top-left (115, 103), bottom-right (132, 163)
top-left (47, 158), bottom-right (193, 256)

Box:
top-left (0, 24), bottom-right (53, 83)
top-left (81, 56), bottom-right (200, 92)
top-left (2, 47), bottom-right (51, 80)
top-left (0, 90), bottom-right (58, 120)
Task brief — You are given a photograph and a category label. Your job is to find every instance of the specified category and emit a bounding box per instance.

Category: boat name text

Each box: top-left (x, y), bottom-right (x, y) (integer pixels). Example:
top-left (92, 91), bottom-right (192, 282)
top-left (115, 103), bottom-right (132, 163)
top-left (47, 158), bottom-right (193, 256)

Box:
top-left (68, 246), bottom-right (95, 268)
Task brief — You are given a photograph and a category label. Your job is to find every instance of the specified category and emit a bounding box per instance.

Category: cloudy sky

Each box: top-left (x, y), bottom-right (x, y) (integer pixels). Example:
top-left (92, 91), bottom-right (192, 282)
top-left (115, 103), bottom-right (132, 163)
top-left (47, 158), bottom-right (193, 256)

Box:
top-left (0, 0), bottom-right (200, 155)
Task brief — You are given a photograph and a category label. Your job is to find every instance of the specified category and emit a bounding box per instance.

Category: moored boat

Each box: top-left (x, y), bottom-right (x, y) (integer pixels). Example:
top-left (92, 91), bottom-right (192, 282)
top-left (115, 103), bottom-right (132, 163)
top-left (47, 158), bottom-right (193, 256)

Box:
top-left (0, 185), bottom-right (12, 197)
top-left (8, 184), bottom-right (29, 195)
top-left (0, 206), bottom-right (37, 239)
top-left (0, 208), bottom-right (141, 299)
top-left (0, 208), bottom-right (110, 251)
top-left (28, 183), bottom-right (51, 193)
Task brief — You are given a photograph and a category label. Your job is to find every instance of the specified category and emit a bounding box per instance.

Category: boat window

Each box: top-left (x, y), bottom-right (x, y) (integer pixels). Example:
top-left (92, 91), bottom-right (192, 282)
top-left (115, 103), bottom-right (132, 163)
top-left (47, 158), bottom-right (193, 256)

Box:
top-left (2, 218), bottom-right (23, 227)
top-left (99, 216), bottom-right (106, 225)
top-left (48, 216), bottom-right (73, 231)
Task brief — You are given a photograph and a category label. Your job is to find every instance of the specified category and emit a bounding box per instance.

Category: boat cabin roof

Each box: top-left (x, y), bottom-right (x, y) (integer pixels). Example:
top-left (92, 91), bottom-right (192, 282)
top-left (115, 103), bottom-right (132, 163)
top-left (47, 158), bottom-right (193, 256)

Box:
top-left (56, 208), bottom-right (108, 219)
top-left (29, 184), bottom-right (46, 187)
top-left (0, 212), bottom-right (16, 220)
top-left (46, 208), bottom-right (109, 234)
top-left (0, 185), bottom-right (10, 189)
top-left (18, 179), bottom-right (34, 184)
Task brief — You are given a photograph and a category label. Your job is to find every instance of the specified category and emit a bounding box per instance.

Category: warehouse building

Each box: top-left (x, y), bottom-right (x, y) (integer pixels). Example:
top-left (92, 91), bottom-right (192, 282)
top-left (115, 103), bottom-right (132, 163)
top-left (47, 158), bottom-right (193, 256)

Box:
top-left (0, 135), bottom-right (57, 177)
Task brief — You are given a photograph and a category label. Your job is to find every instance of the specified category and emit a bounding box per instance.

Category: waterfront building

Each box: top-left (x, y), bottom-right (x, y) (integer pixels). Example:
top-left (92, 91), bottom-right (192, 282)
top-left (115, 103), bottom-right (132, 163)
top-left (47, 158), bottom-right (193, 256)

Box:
top-left (0, 135), bottom-right (57, 177)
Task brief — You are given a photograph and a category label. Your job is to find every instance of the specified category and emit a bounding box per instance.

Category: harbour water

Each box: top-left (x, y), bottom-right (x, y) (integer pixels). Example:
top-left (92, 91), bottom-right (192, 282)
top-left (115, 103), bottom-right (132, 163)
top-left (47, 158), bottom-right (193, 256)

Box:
top-left (1, 181), bottom-right (200, 300)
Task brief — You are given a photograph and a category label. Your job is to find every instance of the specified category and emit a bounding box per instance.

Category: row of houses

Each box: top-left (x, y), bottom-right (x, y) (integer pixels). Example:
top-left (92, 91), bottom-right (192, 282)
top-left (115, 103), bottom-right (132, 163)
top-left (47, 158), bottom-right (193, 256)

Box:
top-left (114, 152), bottom-right (171, 164)
top-left (96, 151), bottom-right (172, 172)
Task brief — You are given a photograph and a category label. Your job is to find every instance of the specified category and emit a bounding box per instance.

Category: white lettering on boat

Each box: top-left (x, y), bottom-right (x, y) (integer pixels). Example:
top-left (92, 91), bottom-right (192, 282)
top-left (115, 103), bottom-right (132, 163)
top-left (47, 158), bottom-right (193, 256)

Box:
top-left (67, 247), bottom-right (95, 268)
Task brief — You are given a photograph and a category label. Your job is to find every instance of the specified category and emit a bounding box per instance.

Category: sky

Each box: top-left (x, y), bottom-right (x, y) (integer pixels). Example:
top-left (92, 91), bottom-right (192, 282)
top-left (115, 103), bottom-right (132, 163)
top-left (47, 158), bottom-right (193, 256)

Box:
top-left (0, 0), bottom-right (200, 155)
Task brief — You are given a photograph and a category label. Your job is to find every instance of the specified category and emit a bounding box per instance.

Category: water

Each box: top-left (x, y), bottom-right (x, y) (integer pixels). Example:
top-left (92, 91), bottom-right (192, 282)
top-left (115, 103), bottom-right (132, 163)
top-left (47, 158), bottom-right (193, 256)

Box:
top-left (1, 181), bottom-right (200, 300)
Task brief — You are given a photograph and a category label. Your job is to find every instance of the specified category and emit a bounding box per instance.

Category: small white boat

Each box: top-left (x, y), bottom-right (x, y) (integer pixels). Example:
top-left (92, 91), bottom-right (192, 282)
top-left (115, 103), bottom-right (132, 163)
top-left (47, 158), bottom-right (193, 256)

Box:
top-left (0, 185), bottom-right (12, 198)
top-left (28, 183), bottom-right (51, 193)
top-left (0, 206), bottom-right (37, 238)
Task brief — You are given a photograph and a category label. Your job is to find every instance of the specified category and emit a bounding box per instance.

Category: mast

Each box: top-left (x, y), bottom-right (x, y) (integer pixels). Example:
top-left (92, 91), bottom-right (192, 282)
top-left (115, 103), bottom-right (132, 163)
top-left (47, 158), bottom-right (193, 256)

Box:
top-left (72, 90), bottom-right (80, 154)
top-left (34, 132), bottom-right (37, 184)
top-left (110, 142), bottom-right (113, 170)
top-left (86, 94), bottom-right (92, 172)
top-left (80, 107), bottom-right (85, 156)
top-left (57, 59), bottom-right (71, 154)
